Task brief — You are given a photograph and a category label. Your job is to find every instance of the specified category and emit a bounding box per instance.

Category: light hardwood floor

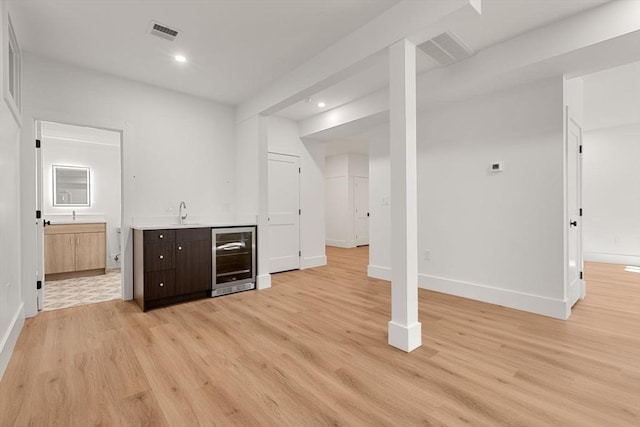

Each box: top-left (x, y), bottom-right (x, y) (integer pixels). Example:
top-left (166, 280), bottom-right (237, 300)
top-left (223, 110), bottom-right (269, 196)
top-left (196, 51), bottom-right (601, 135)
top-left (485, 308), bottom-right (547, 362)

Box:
top-left (1, 248), bottom-right (638, 426)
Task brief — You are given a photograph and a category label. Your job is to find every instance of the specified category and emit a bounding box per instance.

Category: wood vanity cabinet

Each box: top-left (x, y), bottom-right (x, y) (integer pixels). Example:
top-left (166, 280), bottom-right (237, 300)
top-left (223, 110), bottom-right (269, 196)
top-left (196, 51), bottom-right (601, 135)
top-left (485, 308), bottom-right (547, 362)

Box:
top-left (44, 223), bottom-right (107, 280)
top-left (133, 227), bottom-right (212, 311)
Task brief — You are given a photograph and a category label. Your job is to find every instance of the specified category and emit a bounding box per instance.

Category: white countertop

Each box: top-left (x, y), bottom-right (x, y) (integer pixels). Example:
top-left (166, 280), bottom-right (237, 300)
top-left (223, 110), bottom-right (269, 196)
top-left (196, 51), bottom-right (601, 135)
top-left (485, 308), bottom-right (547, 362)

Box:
top-left (50, 219), bottom-right (107, 225)
top-left (47, 214), bottom-right (107, 224)
top-left (131, 222), bottom-right (256, 231)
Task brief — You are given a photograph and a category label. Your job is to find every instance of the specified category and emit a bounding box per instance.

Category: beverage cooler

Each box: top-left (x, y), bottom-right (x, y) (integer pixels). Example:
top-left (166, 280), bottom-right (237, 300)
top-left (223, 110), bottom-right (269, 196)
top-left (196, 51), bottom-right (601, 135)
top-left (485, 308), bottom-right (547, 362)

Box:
top-left (211, 226), bottom-right (256, 297)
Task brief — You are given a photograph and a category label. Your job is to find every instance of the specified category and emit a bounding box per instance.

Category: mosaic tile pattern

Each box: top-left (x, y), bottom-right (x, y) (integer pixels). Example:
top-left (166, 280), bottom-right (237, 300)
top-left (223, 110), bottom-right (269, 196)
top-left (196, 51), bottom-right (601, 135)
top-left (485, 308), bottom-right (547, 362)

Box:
top-left (43, 270), bottom-right (121, 311)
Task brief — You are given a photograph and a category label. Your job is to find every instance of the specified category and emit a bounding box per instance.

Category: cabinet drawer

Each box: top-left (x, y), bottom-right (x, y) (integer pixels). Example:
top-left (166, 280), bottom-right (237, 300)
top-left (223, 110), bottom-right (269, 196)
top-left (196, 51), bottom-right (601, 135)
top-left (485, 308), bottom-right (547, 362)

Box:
top-left (144, 229), bottom-right (175, 244)
top-left (144, 270), bottom-right (176, 300)
top-left (144, 243), bottom-right (175, 272)
top-left (176, 228), bottom-right (211, 242)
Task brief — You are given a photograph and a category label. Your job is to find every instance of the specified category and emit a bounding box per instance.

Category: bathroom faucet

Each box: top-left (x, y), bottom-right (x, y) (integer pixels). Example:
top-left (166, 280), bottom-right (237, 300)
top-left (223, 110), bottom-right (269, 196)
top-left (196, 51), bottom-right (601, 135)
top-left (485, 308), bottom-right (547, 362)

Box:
top-left (179, 201), bottom-right (187, 225)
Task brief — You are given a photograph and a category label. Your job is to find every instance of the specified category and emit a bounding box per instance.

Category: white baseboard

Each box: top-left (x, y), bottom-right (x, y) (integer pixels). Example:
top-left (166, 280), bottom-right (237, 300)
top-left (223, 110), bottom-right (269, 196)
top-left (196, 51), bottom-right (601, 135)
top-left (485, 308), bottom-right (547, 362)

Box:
top-left (419, 274), bottom-right (569, 319)
top-left (584, 252), bottom-right (640, 266)
top-left (367, 264), bottom-right (567, 319)
top-left (257, 274), bottom-right (271, 290)
top-left (367, 264), bottom-right (391, 281)
top-left (0, 302), bottom-right (25, 381)
top-left (326, 239), bottom-right (357, 249)
top-left (301, 255), bottom-right (327, 269)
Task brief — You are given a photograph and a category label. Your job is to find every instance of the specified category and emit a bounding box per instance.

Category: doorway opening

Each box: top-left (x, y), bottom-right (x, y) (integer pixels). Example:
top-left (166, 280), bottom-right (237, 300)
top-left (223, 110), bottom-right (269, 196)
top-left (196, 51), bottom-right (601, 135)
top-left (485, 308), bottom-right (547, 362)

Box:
top-left (323, 136), bottom-right (371, 270)
top-left (578, 62), bottom-right (640, 299)
top-left (37, 120), bottom-right (122, 311)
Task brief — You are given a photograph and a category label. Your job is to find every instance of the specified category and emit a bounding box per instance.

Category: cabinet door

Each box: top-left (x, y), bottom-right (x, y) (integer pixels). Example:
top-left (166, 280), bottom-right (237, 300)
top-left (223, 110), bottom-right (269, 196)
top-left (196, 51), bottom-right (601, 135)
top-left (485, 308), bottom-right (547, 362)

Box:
top-left (144, 270), bottom-right (176, 300)
top-left (176, 238), bottom-right (212, 295)
top-left (144, 243), bottom-right (175, 272)
top-left (44, 233), bottom-right (76, 274)
top-left (75, 232), bottom-right (107, 271)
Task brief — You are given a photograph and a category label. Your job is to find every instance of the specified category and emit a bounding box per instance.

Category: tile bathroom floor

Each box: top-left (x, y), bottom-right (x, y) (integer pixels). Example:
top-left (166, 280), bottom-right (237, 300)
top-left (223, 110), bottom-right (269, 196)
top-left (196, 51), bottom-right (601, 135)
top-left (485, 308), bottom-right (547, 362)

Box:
top-left (43, 270), bottom-right (121, 311)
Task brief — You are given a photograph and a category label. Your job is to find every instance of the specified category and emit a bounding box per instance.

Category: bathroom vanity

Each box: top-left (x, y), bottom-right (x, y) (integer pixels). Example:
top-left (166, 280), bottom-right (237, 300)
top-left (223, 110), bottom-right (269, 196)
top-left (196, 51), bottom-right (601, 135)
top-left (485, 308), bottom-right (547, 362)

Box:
top-left (44, 222), bottom-right (107, 280)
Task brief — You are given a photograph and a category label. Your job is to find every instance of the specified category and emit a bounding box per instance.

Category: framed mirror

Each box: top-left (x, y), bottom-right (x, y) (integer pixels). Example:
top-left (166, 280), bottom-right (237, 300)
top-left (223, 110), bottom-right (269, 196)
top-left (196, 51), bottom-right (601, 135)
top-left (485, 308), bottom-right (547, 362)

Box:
top-left (53, 165), bottom-right (91, 206)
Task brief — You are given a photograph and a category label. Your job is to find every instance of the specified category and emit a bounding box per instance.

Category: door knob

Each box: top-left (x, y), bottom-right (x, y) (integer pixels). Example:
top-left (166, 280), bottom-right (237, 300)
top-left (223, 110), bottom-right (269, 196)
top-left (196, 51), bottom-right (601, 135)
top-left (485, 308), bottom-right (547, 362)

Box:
top-left (570, 220), bottom-right (577, 227)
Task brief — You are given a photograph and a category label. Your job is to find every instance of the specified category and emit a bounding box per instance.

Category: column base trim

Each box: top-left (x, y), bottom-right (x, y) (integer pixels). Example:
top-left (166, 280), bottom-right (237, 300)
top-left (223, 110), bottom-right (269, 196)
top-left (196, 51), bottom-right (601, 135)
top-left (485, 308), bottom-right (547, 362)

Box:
top-left (257, 274), bottom-right (271, 290)
top-left (388, 320), bottom-right (422, 352)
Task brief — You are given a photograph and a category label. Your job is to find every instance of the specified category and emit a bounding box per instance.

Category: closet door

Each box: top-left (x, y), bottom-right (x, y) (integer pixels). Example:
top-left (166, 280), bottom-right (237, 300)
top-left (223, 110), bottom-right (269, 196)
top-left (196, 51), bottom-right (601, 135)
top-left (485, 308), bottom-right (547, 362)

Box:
top-left (268, 153), bottom-right (300, 273)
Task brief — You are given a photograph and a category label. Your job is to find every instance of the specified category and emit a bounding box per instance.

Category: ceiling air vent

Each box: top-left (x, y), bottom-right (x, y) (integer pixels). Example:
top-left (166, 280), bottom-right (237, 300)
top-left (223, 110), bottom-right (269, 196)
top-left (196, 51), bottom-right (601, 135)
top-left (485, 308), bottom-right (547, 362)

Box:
top-left (148, 21), bottom-right (180, 42)
top-left (418, 31), bottom-right (474, 67)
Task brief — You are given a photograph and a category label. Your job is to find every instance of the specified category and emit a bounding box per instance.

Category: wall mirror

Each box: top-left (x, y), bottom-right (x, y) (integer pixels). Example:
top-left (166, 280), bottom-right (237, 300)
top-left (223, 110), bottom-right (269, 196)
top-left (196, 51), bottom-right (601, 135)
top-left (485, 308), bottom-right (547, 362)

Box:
top-left (53, 165), bottom-right (91, 206)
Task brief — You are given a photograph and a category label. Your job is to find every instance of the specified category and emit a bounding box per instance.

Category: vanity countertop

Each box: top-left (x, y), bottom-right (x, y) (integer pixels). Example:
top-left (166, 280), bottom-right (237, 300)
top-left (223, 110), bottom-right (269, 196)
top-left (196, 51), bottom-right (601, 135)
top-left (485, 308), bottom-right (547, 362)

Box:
top-left (131, 223), bottom-right (256, 231)
top-left (50, 219), bottom-right (107, 225)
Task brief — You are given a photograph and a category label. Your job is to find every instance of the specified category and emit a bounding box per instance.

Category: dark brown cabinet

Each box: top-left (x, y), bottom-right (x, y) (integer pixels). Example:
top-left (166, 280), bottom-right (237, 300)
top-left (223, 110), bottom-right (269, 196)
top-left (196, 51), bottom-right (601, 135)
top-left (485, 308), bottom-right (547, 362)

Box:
top-left (176, 229), bottom-right (212, 295)
top-left (134, 227), bottom-right (212, 311)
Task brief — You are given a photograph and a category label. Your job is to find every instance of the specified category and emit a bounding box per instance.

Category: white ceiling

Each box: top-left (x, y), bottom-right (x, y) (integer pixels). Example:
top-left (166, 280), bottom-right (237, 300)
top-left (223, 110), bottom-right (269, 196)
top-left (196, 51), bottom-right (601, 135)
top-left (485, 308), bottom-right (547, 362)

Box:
top-left (9, 0), bottom-right (612, 125)
top-left (9, 0), bottom-right (400, 105)
top-left (277, 0), bottom-right (611, 121)
top-left (322, 135), bottom-right (370, 157)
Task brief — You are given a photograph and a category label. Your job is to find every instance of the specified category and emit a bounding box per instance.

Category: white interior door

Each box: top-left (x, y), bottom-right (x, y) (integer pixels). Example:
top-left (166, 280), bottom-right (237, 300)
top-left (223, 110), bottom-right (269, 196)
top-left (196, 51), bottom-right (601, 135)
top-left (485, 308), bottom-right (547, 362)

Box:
top-left (567, 116), bottom-right (584, 306)
top-left (36, 121), bottom-right (44, 310)
top-left (268, 153), bottom-right (300, 273)
top-left (354, 176), bottom-right (369, 246)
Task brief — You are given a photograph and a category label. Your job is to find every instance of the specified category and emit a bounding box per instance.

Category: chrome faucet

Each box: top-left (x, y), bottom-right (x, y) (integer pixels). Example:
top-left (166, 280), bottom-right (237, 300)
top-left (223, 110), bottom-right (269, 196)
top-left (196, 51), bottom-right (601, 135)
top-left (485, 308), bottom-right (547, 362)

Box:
top-left (179, 201), bottom-right (187, 225)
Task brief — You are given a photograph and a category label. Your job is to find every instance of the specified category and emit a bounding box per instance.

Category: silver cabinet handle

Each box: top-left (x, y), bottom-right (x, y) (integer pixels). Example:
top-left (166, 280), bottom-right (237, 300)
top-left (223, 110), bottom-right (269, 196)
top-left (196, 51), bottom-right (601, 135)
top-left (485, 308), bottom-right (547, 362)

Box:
top-left (159, 234), bottom-right (164, 239)
top-left (159, 255), bottom-right (164, 259)
top-left (178, 246), bottom-right (182, 250)
top-left (159, 282), bottom-right (164, 287)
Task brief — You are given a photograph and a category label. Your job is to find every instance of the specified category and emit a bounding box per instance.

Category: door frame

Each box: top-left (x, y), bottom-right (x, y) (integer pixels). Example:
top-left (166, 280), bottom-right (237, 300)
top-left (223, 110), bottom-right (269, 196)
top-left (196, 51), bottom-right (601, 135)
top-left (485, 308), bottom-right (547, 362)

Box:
top-left (33, 117), bottom-right (125, 311)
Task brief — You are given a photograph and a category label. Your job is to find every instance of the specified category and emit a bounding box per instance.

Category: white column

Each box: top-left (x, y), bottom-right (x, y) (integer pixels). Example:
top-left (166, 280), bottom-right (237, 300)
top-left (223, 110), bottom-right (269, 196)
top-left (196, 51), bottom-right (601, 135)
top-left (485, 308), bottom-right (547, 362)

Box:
top-left (256, 115), bottom-right (271, 289)
top-left (388, 39), bottom-right (421, 352)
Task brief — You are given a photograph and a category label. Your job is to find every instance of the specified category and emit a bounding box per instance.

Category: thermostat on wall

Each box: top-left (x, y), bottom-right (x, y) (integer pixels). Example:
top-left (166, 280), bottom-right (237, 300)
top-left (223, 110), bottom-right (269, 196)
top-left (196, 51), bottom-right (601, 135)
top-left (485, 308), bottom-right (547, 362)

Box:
top-left (490, 162), bottom-right (504, 173)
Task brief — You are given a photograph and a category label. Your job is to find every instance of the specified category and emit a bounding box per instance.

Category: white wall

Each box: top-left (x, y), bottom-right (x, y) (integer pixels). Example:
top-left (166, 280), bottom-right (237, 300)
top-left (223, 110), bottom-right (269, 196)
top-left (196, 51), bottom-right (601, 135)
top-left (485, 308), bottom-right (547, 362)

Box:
top-left (325, 154), bottom-right (349, 247)
top-left (41, 130), bottom-right (122, 269)
top-left (583, 62), bottom-right (640, 132)
top-left (20, 53), bottom-right (237, 317)
top-left (368, 125), bottom-right (391, 275)
top-left (369, 77), bottom-right (569, 318)
top-left (0, 0), bottom-right (24, 380)
top-left (267, 115), bottom-right (326, 269)
top-left (582, 125), bottom-right (640, 265)
top-left (581, 63), bottom-right (640, 265)
top-left (325, 153), bottom-right (368, 248)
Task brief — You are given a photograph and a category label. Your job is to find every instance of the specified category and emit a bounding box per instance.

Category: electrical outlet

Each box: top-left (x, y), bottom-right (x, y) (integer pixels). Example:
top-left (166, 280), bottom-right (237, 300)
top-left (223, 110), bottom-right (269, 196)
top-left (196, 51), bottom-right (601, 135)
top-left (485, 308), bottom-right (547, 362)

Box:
top-left (424, 250), bottom-right (431, 261)
top-left (4, 282), bottom-right (10, 289)
top-left (166, 202), bottom-right (173, 213)
top-left (381, 196), bottom-right (390, 206)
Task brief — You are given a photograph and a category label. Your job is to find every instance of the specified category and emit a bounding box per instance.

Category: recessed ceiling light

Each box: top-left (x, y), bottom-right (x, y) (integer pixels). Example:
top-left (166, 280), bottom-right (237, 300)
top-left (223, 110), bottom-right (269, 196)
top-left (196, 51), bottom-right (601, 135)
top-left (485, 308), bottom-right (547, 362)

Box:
top-left (175, 55), bottom-right (186, 63)
top-left (317, 101), bottom-right (326, 108)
